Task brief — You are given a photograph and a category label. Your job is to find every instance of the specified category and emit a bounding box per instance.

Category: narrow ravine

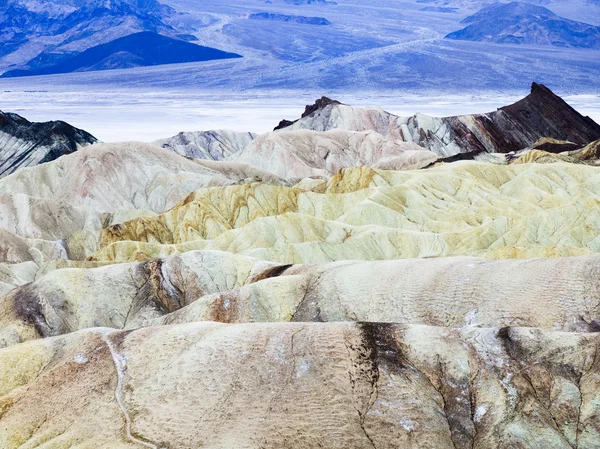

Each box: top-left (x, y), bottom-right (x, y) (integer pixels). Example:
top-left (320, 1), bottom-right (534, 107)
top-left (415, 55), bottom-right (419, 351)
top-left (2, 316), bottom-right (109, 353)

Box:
top-left (100, 330), bottom-right (161, 449)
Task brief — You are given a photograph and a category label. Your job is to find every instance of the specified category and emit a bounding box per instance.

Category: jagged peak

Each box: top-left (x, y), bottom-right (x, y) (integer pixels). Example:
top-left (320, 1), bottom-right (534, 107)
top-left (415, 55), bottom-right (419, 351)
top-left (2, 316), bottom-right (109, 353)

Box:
top-left (301, 96), bottom-right (342, 118)
top-left (274, 96), bottom-right (342, 131)
top-left (0, 109), bottom-right (98, 177)
top-left (529, 82), bottom-right (558, 99)
top-left (0, 110), bottom-right (30, 125)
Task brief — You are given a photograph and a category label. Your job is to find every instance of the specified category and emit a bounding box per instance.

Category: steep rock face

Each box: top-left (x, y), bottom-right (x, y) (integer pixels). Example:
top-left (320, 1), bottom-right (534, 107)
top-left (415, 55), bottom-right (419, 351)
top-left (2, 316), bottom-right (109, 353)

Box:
top-left (278, 84), bottom-right (600, 156)
top-left (153, 129), bottom-right (257, 161)
top-left (490, 83), bottom-right (600, 149)
top-left (1, 322), bottom-right (599, 448)
top-left (0, 110), bottom-right (97, 177)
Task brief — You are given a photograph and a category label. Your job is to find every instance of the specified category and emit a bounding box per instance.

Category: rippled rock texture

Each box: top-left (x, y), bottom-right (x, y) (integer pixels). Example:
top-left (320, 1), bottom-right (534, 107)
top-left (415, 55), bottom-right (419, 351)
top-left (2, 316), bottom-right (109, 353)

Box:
top-left (2, 86), bottom-right (600, 447)
top-left (2, 322), bottom-right (600, 449)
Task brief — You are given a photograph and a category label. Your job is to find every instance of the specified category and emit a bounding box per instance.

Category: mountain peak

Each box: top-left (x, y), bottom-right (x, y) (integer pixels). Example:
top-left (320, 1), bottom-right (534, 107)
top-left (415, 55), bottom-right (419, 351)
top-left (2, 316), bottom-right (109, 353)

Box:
top-left (527, 82), bottom-right (561, 102)
top-left (0, 110), bottom-right (97, 177)
top-left (301, 96), bottom-right (342, 118)
top-left (447, 2), bottom-right (600, 48)
top-left (530, 81), bottom-right (551, 94)
top-left (461, 2), bottom-right (557, 24)
top-left (274, 96), bottom-right (342, 130)
top-left (271, 84), bottom-right (600, 154)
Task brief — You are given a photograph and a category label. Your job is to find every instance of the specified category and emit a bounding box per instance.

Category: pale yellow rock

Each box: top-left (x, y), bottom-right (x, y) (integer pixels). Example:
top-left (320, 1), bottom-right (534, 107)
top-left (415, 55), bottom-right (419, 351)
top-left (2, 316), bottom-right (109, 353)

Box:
top-left (148, 254), bottom-right (600, 332)
top-left (5, 251), bottom-right (600, 349)
top-left (0, 141), bottom-right (285, 215)
top-left (0, 250), bottom-right (278, 347)
top-left (0, 322), bottom-right (599, 449)
top-left (89, 161), bottom-right (600, 263)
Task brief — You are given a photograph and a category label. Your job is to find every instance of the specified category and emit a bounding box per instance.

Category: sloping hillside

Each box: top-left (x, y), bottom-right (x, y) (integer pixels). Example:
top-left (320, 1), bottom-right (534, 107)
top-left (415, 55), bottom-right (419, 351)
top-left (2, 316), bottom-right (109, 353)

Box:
top-left (2, 89), bottom-right (600, 447)
top-left (0, 110), bottom-right (97, 176)
top-left (2, 32), bottom-right (242, 77)
top-left (446, 2), bottom-right (600, 47)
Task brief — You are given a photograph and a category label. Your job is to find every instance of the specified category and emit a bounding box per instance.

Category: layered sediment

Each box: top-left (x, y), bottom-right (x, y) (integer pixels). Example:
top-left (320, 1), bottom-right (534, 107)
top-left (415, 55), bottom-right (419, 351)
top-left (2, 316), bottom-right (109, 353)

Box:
top-left (2, 85), bottom-right (600, 447)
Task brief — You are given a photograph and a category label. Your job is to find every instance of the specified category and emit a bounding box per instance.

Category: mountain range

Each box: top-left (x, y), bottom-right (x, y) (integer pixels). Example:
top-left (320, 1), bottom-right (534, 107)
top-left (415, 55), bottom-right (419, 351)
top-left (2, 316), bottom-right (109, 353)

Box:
top-left (3, 83), bottom-right (599, 178)
top-left (0, 0), bottom-right (240, 76)
top-left (0, 0), bottom-right (171, 64)
top-left (1, 31), bottom-right (241, 77)
top-left (446, 2), bottom-right (600, 47)
top-left (0, 0), bottom-right (598, 90)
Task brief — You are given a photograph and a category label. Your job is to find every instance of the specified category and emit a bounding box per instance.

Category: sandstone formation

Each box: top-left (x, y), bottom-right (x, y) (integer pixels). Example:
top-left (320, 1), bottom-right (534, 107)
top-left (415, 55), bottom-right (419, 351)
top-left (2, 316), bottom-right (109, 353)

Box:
top-left (93, 162), bottom-right (600, 263)
top-left (1, 322), bottom-right (600, 449)
top-left (0, 110), bottom-right (97, 177)
top-left (4, 250), bottom-right (600, 350)
top-left (2, 89), bottom-right (600, 447)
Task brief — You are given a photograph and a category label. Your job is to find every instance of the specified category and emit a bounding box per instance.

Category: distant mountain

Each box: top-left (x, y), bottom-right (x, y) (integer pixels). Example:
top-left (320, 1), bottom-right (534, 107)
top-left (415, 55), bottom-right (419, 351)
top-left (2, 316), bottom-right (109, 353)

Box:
top-left (446, 2), bottom-right (600, 47)
top-left (0, 0), bottom-right (175, 71)
top-left (282, 0), bottom-right (337, 4)
top-left (248, 13), bottom-right (331, 26)
top-left (420, 7), bottom-right (458, 13)
top-left (1, 0), bottom-right (600, 91)
top-left (1, 32), bottom-right (242, 77)
top-left (417, 0), bottom-right (600, 10)
top-left (0, 0), bottom-right (173, 59)
top-left (0, 110), bottom-right (97, 177)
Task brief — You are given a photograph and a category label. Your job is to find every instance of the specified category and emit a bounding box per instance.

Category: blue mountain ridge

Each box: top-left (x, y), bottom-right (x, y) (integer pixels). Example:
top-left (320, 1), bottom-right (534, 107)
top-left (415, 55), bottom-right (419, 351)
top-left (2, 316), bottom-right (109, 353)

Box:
top-left (248, 13), bottom-right (331, 26)
top-left (446, 2), bottom-right (600, 48)
top-left (1, 32), bottom-right (242, 78)
top-left (0, 0), bottom-right (173, 66)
